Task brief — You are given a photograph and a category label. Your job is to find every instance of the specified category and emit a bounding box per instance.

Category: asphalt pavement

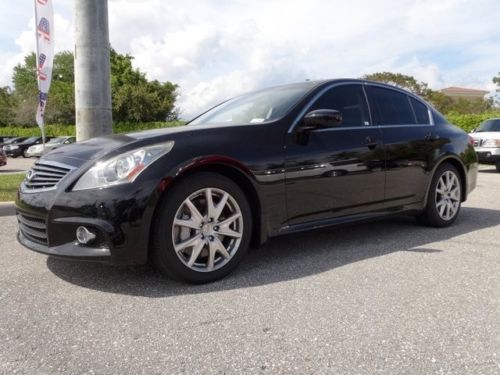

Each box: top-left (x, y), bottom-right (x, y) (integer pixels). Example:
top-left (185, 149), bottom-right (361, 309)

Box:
top-left (0, 167), bottom-right (499, 374)
top-left (0, 156), bottom-right (35, 175)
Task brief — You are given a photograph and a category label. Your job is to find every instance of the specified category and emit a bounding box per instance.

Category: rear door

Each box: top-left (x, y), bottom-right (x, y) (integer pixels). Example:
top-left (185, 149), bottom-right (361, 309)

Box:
top-left (365, 85), bottom-right (439, 208)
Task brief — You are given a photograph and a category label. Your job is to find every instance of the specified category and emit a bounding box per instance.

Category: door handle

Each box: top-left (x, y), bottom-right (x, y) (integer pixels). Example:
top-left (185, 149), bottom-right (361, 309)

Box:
top-left (363, 136), bottom-right (378, 149)
top-left (425, 132), bottom-right (439, 141)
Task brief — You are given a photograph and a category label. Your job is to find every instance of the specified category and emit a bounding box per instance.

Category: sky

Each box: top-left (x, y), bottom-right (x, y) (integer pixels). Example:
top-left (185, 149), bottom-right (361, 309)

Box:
top-left (0, 0), bottom-right (499, 118)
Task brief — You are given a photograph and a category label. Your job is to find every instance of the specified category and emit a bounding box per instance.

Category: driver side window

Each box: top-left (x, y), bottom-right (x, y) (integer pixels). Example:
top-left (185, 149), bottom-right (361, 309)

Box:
top-left (309, 84), bottom-right (371, 127)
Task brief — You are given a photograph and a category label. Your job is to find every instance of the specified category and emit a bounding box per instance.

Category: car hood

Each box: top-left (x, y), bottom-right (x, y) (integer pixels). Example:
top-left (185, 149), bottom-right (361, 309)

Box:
top-left (469, 131), bottom-right (500, 140)
top-left (41, 124), bottom-right (220, 167)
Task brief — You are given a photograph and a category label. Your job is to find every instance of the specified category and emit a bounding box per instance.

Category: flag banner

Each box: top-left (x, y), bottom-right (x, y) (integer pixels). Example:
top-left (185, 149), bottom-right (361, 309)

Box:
top-left (34, 0), bottom-right (54, 129)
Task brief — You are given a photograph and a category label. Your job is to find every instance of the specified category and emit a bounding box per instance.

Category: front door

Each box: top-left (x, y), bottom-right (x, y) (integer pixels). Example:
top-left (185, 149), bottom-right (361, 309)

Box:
top-left (285, 83), bottom-right (385, 226)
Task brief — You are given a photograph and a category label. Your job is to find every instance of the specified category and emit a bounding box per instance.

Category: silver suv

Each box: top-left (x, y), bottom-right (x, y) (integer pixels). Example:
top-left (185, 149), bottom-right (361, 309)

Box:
top-left (470, 118), bottom-right (500, 172)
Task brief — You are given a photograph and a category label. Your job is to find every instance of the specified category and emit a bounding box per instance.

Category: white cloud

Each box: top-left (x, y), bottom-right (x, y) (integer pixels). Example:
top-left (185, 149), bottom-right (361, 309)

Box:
top-left (1, 0), bottom-right (499, 117)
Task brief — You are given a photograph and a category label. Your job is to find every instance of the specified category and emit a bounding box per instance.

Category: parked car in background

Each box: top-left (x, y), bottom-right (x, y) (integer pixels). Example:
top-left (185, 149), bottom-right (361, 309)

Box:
top-left (25, 136), bottom-right (76, 158)
top-left (4, 137), bottom-right (51, 158)
top-left (1, 137), bottom-right (28, 150)
top-left (0, 136), bottom-right (16, 147)
top-left (0, 148), bottom-right (6, 167)
top-left (469, 118), bottom-right (500, 172)
top-left (16, 79), bottom-right (478, 283)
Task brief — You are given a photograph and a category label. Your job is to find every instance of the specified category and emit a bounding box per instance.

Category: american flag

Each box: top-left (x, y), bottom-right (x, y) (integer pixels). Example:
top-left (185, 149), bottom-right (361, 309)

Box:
top-left (39, 91), bottom-right (48, 102)
top-left (36, 0), bottom-right (49, 5)
top-left (37, 53), bottom-right (47, 80)
top-left (37, 17), bottom-right (50, 41)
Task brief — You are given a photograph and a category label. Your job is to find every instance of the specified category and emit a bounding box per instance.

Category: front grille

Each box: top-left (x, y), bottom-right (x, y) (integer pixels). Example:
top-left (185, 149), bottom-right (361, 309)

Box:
top-left (23, 160), bottom-right (73, 191)
top-left (473, 138), bottom-right (485, 147)
top-left (17, 212), bottom-right (48, 246)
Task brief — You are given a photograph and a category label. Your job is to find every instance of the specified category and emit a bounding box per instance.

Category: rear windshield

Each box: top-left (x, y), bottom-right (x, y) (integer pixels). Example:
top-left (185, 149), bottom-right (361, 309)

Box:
top-left (476, 119), bottom-right (500, 132)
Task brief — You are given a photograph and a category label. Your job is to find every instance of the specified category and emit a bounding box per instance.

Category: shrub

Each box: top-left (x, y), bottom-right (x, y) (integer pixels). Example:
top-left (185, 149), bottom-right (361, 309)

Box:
top-left (0, 121), bottom-right (184, 137)
top-left (445, 111), bottom-right (500, 132)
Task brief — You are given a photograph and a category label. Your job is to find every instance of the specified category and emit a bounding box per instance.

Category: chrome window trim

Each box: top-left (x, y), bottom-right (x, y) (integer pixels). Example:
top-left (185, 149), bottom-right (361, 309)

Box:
top-left (363, 82), bottom-right (435, 126)
top-left (288, 80), bottom-right (436, 133)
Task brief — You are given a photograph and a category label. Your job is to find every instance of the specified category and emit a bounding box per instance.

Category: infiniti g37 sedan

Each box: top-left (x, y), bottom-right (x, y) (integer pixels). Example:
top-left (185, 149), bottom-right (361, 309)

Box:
top-left (16, 79), bottom-right (478, 283)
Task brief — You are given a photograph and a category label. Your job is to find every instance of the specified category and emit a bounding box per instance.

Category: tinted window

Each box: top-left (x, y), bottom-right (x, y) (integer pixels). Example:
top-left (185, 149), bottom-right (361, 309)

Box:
top-left (367, 86), bottom-right (415, 125)
top-left (432, 110), bottom-right (448, 125)
top-left (410, 97), bottom-right (430, 124)
top-left (477, 119), bottom-right (500, 132)
top-left (309, 84), bottom-right (370, 127)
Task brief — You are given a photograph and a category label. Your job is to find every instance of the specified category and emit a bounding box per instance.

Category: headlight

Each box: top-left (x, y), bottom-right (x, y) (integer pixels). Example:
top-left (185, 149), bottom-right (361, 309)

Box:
top-left (482, 139), bottom-right (500, 147)
top-left (10, 145), bottom-right (19, 150)
top-left (72, 141), bottom-right (174, 191)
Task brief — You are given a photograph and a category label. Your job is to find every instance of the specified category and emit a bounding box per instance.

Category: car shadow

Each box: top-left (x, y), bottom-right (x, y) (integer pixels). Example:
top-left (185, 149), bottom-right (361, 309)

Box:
top-left (478, 167), bottom-right (498, 174)
top-left (46, 206), bottom-right (500, 297)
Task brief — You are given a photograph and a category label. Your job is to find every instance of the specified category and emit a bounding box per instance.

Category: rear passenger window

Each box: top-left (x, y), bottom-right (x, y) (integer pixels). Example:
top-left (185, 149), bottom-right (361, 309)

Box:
top-left (366, 86), bottom-right (415, 125)
top-left (410, 97), bottom-right (430, 124)
top-left (309, 84), bottom-right (371, 127)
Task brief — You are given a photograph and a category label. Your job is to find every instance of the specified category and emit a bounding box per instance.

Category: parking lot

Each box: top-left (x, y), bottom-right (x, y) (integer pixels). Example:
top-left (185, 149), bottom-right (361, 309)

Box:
top-left (0, 166), bottom-right (499, 374)
top-left (0, 156), bottom-right (34, 174)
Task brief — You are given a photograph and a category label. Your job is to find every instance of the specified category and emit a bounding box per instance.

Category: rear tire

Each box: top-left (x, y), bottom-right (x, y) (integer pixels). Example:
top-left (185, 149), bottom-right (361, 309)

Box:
top-left (416, 163), bottom-right (462, 227)
top-left (152, 172), bottom-right (252, 283)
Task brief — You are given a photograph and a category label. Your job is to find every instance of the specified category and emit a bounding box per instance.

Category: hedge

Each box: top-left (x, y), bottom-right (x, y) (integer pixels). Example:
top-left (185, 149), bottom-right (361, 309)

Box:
top-left (0, 121), bottom-right (184, 137)
top-left (444, 112), bottom-right (500, 133)
top-left (1, 113), bottom-right (500, 137)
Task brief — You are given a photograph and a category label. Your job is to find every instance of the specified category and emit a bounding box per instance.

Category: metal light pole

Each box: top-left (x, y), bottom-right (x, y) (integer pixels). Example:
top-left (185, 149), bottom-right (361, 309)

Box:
top-left (74, 0), bottom-right (112, 141)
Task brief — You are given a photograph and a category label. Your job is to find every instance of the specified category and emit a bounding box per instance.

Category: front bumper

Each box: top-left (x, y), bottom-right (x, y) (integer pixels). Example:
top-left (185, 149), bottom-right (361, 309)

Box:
top-left (15, 174), bottom-right (160, 265)
top-left (6, 149), bottom-right (22, 157)
top-left (474, 147), bottom-right (500, 164)
top-left (25, 150), bottom-right (42, 158)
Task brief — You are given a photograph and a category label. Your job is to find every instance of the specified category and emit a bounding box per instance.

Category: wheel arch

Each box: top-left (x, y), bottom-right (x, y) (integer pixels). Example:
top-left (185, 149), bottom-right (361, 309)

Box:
top-left (148, 158), bottom-right (264, 260)
top-left (424, 155), bottom-right (468, 207)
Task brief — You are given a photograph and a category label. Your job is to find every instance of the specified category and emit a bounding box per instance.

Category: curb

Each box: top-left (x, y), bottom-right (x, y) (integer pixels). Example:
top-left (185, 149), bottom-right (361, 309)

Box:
top-left (0, 202), bottom-right (15, 217)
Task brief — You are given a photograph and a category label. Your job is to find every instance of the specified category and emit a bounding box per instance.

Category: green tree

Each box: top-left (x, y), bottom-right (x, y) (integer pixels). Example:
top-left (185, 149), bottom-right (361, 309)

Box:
top-left (10, 49), bottom-right (179, 126)
top-left (363, 72), bottom-right (432, 96)
top-left (12, 52), bottom-right (75, 125)
top-left (493, 72), bottom-right (500, 106)
top-left (0, 87), bottom-right (16, 126)
top-left (363, 71), bottom-right (492, 114)
top-left (110, 49), bottom-right (179, 122)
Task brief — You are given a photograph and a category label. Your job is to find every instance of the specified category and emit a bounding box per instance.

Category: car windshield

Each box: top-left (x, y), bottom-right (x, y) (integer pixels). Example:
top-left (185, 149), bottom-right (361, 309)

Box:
top-left (48, 137), bottom-right (65, 144)
top-left (476, 119), bottom-right (500, 132)
top-left (6, 137), bottom-right (25, 144)
top-left (22, 137), bottom-right (39, 144)
top-left (189, 82), bottom-right (316, 126)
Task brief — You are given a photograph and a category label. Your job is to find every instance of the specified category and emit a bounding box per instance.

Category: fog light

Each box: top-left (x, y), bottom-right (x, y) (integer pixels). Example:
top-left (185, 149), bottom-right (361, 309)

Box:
top-left (76, 226), bottom-right (96, 244)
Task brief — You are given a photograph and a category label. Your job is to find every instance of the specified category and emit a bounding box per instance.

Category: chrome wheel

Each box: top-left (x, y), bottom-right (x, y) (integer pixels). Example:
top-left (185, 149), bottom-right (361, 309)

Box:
top-left (435, 170), bottom-right (461, 221)
top-left (172, 188), bottom-right (243, 272)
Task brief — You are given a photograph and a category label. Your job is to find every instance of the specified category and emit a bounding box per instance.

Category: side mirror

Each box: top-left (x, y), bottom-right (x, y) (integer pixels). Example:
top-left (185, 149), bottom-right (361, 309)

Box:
top-left (303, 109), bottom-right (342, 129)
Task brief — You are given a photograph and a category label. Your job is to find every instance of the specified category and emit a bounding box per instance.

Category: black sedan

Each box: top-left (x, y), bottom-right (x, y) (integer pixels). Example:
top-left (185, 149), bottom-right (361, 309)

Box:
top-left (16, 79), bottom-right (478, 283)
top-left (4, 136), bottom-right (50, 158)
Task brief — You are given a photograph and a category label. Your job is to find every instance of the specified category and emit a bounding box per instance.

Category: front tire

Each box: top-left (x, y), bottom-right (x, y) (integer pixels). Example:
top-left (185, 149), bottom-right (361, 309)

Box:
top-left (152, 172), bottom-right (252, 283)
top-left (416, 163), bottom-right (462, 227)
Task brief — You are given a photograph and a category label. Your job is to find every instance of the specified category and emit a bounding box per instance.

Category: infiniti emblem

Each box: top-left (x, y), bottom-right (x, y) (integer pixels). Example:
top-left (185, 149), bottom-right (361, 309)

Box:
top-left (26, 170), bottom-right (35, 182)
